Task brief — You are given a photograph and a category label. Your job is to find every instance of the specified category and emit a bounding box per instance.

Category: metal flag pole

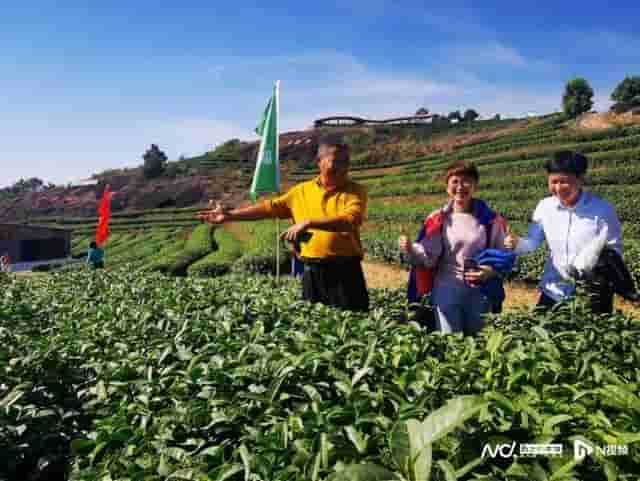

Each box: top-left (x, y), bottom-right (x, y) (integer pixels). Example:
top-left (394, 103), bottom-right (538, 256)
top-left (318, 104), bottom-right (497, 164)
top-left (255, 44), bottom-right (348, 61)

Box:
top-left (275, 217), bottom-right (280, 282)
top-left (275, 80), bottom-right (281, 283)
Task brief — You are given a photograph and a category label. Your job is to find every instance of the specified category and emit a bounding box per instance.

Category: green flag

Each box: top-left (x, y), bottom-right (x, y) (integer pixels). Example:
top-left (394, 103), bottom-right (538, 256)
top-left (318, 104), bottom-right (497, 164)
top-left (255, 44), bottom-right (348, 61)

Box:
top-left (250, 81), bottom-right (280, 201)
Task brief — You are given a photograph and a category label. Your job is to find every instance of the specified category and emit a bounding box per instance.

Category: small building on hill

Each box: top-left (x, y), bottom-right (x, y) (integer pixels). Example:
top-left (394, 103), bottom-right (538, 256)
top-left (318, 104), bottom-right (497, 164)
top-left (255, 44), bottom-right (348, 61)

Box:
top-left (0, 223), bottom-right (72, 271)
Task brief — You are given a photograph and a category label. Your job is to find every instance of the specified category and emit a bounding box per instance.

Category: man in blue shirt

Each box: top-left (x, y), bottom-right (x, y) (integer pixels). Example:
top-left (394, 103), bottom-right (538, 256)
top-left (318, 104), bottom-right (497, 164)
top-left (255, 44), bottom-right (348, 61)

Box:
top-left (86, 241), bottom-right (105, 269)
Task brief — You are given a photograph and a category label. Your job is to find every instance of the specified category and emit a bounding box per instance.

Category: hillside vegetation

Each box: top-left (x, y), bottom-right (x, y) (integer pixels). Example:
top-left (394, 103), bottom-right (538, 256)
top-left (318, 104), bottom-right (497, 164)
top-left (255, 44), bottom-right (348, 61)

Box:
top-left (18, 113), bottom-right (640, 290)
top-left (5, 112), bottom-right (640, 480)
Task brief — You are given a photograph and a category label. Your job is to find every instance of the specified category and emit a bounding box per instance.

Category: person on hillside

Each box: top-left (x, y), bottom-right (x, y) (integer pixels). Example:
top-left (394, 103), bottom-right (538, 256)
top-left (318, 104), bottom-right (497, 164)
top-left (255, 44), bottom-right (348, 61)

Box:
top-left (0, 253), bottom-right (11, 273)
top-left (198, 137), bottom-right (369, 312)
top-left (504, 150), bottom-right (623, 313)
top-left (398, 160), bottom-right (514, 335)
top-left (86, 241), bottom-right (105, 269)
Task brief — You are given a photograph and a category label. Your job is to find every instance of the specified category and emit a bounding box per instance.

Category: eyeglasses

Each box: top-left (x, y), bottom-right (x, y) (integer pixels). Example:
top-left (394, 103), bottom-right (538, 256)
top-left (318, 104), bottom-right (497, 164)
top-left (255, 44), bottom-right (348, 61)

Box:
top-left (447, 177), bottom-right (475, 187)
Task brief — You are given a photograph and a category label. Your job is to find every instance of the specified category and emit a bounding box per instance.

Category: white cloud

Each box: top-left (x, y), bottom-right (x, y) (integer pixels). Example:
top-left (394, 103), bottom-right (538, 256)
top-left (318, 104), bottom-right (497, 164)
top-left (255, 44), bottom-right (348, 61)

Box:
top-left (265, 51), bottom-right (561, 126)
top-left (142, 118), bottom-right (253, 155)
top-left (484, 43), bottom-right (528, 67)
top-left (437, 42), bottom-right (554, 71)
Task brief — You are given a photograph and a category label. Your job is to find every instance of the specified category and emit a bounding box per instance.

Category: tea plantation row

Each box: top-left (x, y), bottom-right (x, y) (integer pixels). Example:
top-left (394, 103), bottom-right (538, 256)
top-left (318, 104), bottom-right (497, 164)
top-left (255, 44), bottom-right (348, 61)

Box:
top-left (2, 270), bottom-right (639, 480)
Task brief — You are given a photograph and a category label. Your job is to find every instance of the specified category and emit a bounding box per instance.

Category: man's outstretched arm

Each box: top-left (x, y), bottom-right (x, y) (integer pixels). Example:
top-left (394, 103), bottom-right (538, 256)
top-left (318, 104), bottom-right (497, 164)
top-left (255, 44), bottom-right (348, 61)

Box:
top-left (198, 201), bottom-right (274, 224)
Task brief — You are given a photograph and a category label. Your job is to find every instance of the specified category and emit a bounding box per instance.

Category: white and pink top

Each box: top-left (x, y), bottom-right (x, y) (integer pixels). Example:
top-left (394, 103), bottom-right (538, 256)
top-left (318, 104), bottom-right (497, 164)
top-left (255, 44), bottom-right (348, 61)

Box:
top-left (406, 211), bottom-right (507, 289)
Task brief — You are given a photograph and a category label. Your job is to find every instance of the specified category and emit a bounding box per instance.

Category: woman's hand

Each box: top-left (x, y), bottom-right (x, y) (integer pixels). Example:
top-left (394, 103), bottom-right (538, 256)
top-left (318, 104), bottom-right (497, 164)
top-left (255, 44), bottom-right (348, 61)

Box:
top-left (504, 225), bottom-right (520, 250)
top-left (398, 235), bottom-right (411, 253)
top-left (464, 265), bottom-right (496, 285)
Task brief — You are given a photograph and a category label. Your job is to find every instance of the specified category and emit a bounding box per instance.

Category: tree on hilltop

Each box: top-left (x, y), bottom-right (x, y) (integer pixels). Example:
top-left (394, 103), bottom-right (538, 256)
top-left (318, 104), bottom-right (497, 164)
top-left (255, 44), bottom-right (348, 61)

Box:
top-left (142, 144), bottom-right (168, 179)
top-left (562, 77), bottom-right (594, 119)
top-left (611, 76), bottom-right (640, 105)
top-left (463, 109), bottom-right (480, 122)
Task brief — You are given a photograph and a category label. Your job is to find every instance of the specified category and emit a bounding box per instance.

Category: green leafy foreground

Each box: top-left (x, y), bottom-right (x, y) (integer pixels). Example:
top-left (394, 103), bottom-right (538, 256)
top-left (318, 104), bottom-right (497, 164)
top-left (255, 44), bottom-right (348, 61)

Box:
top-left (1, 270), bottom-right (639, 480)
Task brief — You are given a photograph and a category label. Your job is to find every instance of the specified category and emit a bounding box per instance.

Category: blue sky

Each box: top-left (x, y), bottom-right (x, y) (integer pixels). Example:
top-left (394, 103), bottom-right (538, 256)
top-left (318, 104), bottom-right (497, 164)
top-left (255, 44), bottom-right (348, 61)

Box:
top-left (2, 1), bottom-right (639, 187)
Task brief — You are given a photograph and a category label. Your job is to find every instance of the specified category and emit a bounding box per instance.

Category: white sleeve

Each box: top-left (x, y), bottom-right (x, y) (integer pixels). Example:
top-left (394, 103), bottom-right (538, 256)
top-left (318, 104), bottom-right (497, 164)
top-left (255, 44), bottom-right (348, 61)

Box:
top-left (515, 201), bottom-right (546, 254)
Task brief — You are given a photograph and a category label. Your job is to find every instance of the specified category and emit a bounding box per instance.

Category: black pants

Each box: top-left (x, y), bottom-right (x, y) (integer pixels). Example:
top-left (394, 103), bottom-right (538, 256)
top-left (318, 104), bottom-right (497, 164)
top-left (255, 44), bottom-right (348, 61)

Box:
top-left (536, 287), bottom-right (614, 315)
top-left (302, 257), bottom-right (369, 312)
top-left (584, 280), bottom-right (615, 314)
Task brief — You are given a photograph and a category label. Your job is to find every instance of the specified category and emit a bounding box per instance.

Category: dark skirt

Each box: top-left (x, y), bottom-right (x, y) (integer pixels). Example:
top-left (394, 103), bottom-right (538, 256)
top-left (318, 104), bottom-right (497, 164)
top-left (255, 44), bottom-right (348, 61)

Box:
top-left (302, 257), bottom-right (369, 312)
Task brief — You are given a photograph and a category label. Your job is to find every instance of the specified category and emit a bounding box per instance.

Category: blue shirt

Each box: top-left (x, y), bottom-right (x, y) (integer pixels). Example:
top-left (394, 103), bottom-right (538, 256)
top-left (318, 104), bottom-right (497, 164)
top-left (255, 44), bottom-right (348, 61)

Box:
top-left (87, 247), bottom-right (105, 265)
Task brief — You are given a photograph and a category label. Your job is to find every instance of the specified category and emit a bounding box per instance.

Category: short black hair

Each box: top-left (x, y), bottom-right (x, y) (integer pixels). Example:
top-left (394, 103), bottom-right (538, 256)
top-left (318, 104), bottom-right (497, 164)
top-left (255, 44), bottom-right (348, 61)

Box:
top-left (89, 241), bottom-right (97, 249)
top-left (545, 151), bottom-right (588, 176)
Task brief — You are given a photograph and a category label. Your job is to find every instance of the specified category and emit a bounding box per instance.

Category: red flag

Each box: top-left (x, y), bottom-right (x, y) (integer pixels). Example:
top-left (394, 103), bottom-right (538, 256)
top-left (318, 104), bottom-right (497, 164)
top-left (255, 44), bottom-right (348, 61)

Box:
top-left (95, 185), bottom-right (112, 246)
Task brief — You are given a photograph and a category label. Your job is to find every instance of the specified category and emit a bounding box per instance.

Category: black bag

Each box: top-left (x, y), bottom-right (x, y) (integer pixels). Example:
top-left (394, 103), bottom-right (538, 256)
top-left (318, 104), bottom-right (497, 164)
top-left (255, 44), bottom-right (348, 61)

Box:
top-left (409, 294), bottom-right (437, 332)
top-left (594, 247), bottom-right (639, 302)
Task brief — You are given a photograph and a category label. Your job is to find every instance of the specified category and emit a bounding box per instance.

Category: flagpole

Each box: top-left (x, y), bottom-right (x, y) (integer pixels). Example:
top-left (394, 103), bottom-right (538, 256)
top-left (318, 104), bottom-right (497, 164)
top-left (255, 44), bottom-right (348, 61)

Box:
top-left (250, 81), bottom-right (281, 283)
top-left (275, 216), bottom-right (280, 282)
top-left (275, 80), bottom-right (281, 283)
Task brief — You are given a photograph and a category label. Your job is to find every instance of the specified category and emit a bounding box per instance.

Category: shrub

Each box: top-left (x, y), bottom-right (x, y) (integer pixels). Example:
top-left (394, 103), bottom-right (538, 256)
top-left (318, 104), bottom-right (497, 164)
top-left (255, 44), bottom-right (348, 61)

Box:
top-left (562, 77), bottom-right (594, 118)
top-left (611, 75), bottom-right (640, 104)
top-left (187, 228), bottom-right (242, 277)
top-left (142, 144), bottom-right (168, 179)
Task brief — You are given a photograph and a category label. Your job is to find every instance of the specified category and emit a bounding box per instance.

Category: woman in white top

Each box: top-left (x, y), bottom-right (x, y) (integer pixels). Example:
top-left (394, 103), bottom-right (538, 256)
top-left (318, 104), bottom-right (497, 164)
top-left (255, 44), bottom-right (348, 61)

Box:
top-left (505, 150), bottom-right (623, 313)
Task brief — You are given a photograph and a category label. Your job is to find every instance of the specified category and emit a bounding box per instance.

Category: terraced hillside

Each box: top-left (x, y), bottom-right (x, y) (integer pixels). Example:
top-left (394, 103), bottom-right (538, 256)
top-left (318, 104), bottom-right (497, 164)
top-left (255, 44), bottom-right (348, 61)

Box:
top-left (289, 114), bottom-right (640, 287)
top-left (5, 113), bottom-right (640, 480)
top-left (25, 113), bottom-right (640, 291)
top-left (64, 219), bottom-right (289, 279)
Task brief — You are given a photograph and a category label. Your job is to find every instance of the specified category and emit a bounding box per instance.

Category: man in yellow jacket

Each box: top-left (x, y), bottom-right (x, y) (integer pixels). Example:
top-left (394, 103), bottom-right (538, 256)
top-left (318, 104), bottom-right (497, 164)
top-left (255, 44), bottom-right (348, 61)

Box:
top-left (198, 138), bottom-right (369, 311)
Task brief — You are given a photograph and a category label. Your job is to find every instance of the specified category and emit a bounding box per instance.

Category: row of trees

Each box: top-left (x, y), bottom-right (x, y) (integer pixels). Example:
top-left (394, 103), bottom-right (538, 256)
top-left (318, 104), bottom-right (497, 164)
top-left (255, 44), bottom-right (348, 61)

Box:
top-left (141, 140), bottom-right (245, 179)
top-left (563, 75), bottom-right (640, 118)
top-left (415, 108), bottom-right (481, 122)
top-left (0, 177), bottom-right (54, 200)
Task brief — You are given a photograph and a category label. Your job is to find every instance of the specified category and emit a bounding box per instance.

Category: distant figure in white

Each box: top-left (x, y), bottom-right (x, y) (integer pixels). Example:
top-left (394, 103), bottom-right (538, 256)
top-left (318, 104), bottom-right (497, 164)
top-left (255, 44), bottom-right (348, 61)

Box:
top-left (0, 253), bottom-right (11, 273)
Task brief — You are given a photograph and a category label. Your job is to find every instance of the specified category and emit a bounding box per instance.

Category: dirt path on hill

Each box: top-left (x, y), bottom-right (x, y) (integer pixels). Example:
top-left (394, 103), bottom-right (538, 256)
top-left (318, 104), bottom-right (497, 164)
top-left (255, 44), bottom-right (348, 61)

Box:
top-left (362, 260), bottom-right (538, 309)
top-left (577, 111), bottom-right (640, 130)
top-left (362, 261), bottom-right (407, 289)
top-left (362, 260), bottom-right (639, 315)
